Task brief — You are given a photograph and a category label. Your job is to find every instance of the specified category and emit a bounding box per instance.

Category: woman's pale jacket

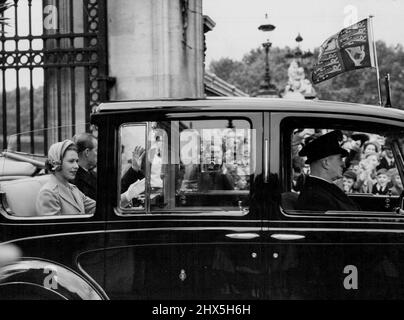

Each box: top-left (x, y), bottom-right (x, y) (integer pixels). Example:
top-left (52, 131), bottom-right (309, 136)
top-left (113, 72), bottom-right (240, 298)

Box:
top-left (36, 175), bottom-right (96, 216)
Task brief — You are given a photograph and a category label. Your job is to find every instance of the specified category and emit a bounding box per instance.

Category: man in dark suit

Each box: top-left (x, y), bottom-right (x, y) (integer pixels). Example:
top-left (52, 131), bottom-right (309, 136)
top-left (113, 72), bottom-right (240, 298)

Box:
top-left (72, 133), bottom-right (98, 200)
top-left (296, 130), bottom-right (361, 212)
top-left (377, 145), bottom-right (395, 171)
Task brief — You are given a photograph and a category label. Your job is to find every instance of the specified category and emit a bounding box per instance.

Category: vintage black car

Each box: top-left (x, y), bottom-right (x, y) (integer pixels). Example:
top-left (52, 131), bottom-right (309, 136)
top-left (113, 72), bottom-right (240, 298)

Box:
top-left (1, 97), bottom-right (404, 299)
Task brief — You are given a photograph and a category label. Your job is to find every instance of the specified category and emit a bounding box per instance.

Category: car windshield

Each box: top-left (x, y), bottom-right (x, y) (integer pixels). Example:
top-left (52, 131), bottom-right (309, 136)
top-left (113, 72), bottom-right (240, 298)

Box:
top-left (1, 123), bottom-right (92, 177)
top-left (5, 122), bottom-right (90, 153)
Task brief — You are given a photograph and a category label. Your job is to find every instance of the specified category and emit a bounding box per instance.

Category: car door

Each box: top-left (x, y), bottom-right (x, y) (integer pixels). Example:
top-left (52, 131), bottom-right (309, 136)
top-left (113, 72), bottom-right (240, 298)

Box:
top-left (102, 109), bottom-right (267, 299)
top-left (0, 176), bottom-right (107, 299)
top-left (260, 111), bottom-right (404, 299)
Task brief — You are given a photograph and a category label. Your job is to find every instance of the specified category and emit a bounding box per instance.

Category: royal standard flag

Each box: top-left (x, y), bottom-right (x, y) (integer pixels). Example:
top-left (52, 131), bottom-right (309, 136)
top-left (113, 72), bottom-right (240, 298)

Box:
top-left (312, 18), bottom-right (376, 84)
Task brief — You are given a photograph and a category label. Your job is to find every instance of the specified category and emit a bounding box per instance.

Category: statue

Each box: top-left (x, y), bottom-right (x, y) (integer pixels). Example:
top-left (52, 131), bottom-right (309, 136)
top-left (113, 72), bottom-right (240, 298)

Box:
top-left (283, 60), bottom-right (316, 100)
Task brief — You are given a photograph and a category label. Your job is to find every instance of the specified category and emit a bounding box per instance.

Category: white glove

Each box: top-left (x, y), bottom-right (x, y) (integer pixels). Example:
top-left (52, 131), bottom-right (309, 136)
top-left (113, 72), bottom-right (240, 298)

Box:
top-left (124, 178), bottom-right (145, 202)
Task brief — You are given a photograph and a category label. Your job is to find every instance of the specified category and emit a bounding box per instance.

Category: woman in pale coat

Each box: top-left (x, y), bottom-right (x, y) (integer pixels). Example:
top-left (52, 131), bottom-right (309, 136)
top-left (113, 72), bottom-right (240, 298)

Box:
top-left (36, 140), bottom-right (143, 216)
top-left (36, 140), bottom-right (96, 215)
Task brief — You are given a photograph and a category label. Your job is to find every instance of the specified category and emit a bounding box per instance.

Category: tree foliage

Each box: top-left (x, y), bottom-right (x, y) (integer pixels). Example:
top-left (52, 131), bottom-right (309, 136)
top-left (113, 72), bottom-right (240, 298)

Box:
top-left (0, 0), bottom-right (12, 32)
top-left (0, 87), bottom-right (44, 135)
top-left (209, 40), bottom-right (404, 109)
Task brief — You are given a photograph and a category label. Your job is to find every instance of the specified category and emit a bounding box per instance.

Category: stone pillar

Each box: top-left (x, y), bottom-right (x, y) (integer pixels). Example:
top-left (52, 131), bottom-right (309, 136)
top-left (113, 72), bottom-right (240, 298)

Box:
top-left (43, 0), bottom-right (85, 147)
top-left (107, 0), bottom-right (204, 100)
top-left (43, 0), bottom-right (59, 146)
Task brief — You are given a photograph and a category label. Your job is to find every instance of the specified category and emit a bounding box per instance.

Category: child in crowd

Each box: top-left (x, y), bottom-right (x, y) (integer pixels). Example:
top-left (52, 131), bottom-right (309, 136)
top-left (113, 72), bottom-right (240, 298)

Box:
top-left (372, 168), bottom-right (391, 195)
top-left (355, 157), bottom-right (377, 193)
top-left (342, 170), bottom-right (357, 194)
top-left (365, 152), bottom-right (380, 171)
top-left (377, 145), bottom-right (395, 171)
top-left (348, 160), bottom-right (360, 176)
top-left (388, 168), bottom-right (403, 196)
top-left (362, 141), bottom-right (380, 158)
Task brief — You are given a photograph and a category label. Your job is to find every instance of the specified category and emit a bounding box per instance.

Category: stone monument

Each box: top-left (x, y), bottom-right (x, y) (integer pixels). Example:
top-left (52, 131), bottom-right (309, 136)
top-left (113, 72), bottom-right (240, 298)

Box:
top-left (283, 60), bottom-right (316, 100)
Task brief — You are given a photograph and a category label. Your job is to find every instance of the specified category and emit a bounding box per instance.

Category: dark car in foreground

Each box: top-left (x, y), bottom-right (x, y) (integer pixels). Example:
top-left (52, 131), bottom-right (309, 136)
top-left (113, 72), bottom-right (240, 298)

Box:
top-left (1, 97), bottom-right (404, 299)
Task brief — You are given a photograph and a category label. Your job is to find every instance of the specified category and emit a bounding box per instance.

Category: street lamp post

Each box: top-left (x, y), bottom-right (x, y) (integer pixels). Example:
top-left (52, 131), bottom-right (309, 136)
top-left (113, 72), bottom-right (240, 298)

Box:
top-left (256, 14), bottom-right (278, 98)
top-left (286, 33), bottom-right (313, 64)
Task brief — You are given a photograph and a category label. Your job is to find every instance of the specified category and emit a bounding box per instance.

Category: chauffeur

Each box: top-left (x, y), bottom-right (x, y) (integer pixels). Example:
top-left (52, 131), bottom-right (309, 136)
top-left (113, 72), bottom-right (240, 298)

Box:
top-left (296, 130), bottom-right (361, 212)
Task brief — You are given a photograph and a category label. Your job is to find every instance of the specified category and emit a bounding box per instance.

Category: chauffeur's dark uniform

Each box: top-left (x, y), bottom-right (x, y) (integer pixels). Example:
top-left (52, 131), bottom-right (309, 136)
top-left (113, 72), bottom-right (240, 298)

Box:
top-left (73, 166), bottom-right (97, 200)
top-left (296, 176), bottom-right (361, 211)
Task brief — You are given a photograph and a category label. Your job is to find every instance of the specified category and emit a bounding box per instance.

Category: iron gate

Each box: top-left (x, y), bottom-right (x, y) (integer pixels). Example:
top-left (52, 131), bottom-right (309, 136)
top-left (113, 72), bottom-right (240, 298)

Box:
top-left (0, 0), bottom-right (109, 155)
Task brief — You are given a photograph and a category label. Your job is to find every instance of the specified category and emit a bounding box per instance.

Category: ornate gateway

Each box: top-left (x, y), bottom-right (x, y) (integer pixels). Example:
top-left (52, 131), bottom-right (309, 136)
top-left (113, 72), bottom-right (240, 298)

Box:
top-left (0, 0), bottom-right (110, 154)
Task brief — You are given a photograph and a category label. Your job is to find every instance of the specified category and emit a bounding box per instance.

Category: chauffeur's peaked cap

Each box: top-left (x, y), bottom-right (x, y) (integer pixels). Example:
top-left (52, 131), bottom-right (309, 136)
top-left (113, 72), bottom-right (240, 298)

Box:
top-left (299, 130), bottom-right (349, 164)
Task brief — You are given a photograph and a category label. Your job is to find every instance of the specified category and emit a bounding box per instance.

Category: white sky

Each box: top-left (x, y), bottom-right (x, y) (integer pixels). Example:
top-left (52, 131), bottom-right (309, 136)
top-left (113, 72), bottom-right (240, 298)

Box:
top-left (203, 0), bottom-right (404, 65)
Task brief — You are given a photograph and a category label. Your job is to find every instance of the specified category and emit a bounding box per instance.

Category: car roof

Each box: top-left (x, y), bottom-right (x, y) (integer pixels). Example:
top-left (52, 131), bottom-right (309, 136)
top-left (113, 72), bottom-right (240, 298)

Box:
top-left (95, 97), bottom-right (404, 120)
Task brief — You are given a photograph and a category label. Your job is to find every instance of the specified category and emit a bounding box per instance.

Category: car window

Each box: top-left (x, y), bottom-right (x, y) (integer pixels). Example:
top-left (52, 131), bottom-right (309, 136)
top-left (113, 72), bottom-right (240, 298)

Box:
top-left (283, 126), bottom-right (404, 215)
top-left (118, 119), bottom-right (254, 215)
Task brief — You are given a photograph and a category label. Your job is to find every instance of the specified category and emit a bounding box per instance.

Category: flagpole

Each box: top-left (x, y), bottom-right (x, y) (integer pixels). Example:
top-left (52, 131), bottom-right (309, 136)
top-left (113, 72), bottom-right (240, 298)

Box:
top-left (369, 15), bottom-right (382, 107)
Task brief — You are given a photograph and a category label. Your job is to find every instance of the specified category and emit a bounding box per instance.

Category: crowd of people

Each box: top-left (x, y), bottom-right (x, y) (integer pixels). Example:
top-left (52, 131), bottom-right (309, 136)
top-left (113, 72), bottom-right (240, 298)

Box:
top-left (292, 129), bottom-right (403, 197)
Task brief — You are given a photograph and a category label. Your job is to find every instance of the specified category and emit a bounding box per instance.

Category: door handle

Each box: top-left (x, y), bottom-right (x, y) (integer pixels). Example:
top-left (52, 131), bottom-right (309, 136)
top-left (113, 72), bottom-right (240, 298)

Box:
top-left (225, 233), bottom-right (260, 240)
top-left (270, 234), bottom-right (305, 240)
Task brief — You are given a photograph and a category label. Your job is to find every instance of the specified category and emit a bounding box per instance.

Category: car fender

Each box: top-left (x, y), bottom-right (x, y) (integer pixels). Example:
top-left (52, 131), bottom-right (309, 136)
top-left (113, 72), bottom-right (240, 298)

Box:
top-left (0, 258), bottom-right (107, 300)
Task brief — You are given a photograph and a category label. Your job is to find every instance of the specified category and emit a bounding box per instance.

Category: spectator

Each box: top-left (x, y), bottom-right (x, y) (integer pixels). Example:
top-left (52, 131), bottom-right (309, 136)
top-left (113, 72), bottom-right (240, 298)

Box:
top-left (388, 168), bottom-right (403, 196)
top-left (377, 145), bottom-right (395, 171)
top-left (348, 160), bottom-right (361, 176)
top-left (292, 155), bottom-right (307, 192)
top-left (199, 145), bottom-right (234, 191)
top-left (372, 168), bottom-right (391, 195)
top-left (291, 129), bottom-right (315, 158)
top-left (344, 133), bottom-right (369, 167)
top-left (351, 133), bottom-right (369, 148)
top-left (355, 158), bottom-right (375, 193)
top-left (341, 170), bottom-right (357, 194)
top-left (365, 152), bottom-right (380, 173)
top-left (362, 141), bottom-right (380, 158)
